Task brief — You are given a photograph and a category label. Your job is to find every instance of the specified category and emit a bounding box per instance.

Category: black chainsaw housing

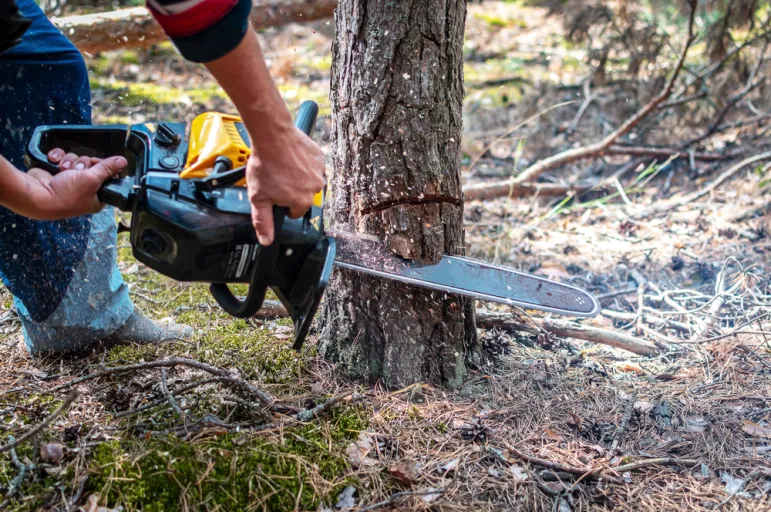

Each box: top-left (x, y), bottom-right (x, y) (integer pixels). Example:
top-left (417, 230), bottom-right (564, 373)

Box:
top-left (26, 101), bottom-right (334, 350)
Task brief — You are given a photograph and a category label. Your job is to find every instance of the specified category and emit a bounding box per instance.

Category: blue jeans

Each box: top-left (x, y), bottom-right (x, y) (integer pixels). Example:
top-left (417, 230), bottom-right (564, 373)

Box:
top-left (0, 0), bottom-right (133, 353)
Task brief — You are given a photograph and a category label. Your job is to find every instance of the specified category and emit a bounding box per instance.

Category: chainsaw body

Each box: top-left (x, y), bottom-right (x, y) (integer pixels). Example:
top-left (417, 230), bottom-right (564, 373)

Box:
top-left (26, 101), bottom-right (333, 350)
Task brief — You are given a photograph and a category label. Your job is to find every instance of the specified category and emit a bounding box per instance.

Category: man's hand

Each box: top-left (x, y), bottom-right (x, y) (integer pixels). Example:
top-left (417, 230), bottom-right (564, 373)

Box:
top-left (203, 29), bottom-right (326, 247)
top-left (20, 149), bottom-right (127, 220)
top-left (246, 127), bottom-right (325, 246)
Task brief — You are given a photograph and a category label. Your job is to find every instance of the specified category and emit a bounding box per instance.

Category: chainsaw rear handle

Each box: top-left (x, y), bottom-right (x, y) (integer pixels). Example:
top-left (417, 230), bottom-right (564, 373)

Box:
top-left (25, 124), bottom-right (144, 211)
top-left (208, 100), bottom-right (320, 318)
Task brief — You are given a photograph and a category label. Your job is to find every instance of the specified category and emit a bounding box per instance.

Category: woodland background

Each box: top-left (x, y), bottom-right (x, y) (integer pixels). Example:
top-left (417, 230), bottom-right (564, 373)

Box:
top-left (0, 0), bottom-right (770, 510)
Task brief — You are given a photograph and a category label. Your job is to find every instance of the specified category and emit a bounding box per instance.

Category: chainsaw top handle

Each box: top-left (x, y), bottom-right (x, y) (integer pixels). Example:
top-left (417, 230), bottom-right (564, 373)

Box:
top-left (208, 99), bottom-right (320, 318)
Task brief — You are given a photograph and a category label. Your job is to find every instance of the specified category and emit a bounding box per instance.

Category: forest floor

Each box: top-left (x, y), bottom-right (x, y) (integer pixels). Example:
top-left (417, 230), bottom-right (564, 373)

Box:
top-left (2, 1), bottom-right (771, 510)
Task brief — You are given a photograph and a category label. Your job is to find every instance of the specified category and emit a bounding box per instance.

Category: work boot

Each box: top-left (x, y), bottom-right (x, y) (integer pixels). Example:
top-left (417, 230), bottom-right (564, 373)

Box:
top-left (102, 310), bottom-right (193, 346)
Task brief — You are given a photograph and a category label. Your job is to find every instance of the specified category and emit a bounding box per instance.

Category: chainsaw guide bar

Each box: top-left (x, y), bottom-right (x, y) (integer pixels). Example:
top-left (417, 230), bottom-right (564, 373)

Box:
top-left (331, 230), bottom-right (600, 317)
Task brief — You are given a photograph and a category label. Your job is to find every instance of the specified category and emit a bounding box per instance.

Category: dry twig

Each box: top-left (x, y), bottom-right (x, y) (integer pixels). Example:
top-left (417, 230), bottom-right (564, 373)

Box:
top-left (0, 437), bottom-right (33, 510)
top-left (610, 389), bottom-right (638, 452)
top-left (0, 390), bottom-right (79, 454)
top-left (50, 357), bottom-right (275, 408)
top-left (476, 311), bottom-right (659, 356)
top-left (633, 151), bottom-right (771, 217)
top-left (501, 442), bottom-right (622, 484)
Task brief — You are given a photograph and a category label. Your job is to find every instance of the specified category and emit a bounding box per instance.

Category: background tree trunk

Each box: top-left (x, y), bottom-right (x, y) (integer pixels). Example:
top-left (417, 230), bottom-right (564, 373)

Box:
top-left (320, 0), bottom-right (477, 389)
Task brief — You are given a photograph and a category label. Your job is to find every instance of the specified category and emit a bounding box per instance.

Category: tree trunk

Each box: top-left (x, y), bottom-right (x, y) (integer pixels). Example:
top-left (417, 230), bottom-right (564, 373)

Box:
top-left (320, 0), bottom-right (476, 389)
top-left (53, 0), bottom-right (338, 55)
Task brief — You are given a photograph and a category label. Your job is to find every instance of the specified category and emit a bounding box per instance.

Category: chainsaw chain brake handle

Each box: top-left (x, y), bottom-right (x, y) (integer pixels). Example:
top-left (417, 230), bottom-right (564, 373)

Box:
top-left (208, 99), bottom-right (320, 319)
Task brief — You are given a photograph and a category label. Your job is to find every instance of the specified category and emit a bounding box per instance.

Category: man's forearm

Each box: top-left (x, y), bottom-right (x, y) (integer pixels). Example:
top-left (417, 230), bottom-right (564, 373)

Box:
top-left (0, 153), bottom-right (41, 218)
top-left (146, 0), bottom-right (293, 139)
top-left (203, 29), bottom-right (294, 141)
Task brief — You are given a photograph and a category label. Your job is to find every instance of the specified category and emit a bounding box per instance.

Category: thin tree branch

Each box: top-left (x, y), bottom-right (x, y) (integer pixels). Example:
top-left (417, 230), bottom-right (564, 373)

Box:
top-left (0, 390), bottom-right (79, 454)
top-left (50, 358), bottom-right (275, 408)
top-left (467, 0), bottom-right (698, 197)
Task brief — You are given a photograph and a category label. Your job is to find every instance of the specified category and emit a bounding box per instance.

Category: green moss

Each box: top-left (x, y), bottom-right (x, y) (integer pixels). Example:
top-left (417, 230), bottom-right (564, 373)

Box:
top-left (120, 51), bottom-right (140, 65)
top-left (193, 319), bottom-right (311, 384)
top-left (474, 12), bottom-right (527, 28)
top-left (276, 84), bottom-right (331, 116)
top-left (88, 56), bottom-right (111, 77)
top-left (89, 407), bottom-right (365, 511)
top-left (90, 78), bottom-right (228, 107)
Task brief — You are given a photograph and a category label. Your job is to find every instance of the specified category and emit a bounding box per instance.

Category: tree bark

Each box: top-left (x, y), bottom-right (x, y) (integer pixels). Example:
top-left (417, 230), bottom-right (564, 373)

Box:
top-left (53, 0), bottom-right (339, 54)
top-left (319, 0), bottom-right (476, 389)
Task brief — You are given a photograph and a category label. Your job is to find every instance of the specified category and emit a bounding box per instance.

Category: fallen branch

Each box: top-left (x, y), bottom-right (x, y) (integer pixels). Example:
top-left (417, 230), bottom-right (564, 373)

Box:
top-left (605, 145), bottom-right (738, 162)
top-left (463, 181), bottom-right (609, 202)
top-left (602, 309), bottom-right (692, 334)
top-left (502, 442), bottom-right (622, 484)
top-left (610, 389), bottom-right (638, 452)
top-left (632, 151), bottom-right (771, 217)
top-left (0, 390), bottom-right (79, 454)
top-left (54, 0), bottom-right (339, 54)
top-left (0, 438), bottom-right (33, 510)
top-left (464, 0), bottom-right (698, 198)
top-left (691, 262), bottom-right (740, 340)
top-left (50, 358), bottom-right (274, 408)
top-left (160, 368), bottom-right (186, 420)
top-left (611, 457), bottom-right (700, 473)
top-left (476, 311), bottom-right (659, 356)
top-left (294, 392), bottom-right (360, 422)
top-left (113, 377), bottom-right (227, 418)
top-left (687, 39), bottom-right (770, 147)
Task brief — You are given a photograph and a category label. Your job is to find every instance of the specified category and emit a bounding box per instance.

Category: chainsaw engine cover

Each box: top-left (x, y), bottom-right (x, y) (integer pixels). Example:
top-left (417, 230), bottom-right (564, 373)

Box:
top-left (26, 102), bottom-right (333, 349)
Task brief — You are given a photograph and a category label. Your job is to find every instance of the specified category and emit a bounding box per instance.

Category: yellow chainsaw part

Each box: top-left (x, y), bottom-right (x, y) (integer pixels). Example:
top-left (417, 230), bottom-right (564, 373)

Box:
top-left (179, 111), bottom-right (325, 208)
top-left (180, 112), bottom-right (250, 186)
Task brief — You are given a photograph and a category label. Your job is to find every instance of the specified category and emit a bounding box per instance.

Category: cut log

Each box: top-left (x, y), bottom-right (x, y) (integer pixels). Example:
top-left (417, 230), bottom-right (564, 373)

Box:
top-left (53, 0), bottom-right (339, 55)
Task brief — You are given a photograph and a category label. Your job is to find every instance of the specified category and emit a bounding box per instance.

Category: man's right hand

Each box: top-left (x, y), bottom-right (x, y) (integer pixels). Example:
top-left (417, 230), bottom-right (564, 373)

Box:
top-left (246, 126), bottom-right (325, 246)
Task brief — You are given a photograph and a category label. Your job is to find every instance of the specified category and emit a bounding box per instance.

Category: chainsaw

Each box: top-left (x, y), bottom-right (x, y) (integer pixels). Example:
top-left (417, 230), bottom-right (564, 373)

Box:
top-left (26, 100), bottom-right (599, 350)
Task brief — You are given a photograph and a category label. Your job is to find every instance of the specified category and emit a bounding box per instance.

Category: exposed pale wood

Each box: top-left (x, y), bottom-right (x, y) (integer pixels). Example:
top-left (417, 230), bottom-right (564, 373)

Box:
top-left (53, 0), bottom-right (339, 54)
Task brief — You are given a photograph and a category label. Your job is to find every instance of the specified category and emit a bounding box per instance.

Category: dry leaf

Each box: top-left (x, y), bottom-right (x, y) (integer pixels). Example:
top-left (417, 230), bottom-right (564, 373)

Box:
top-left (722, 472), bottom-right (746, 495)
top-left (509, 465), bottom-right (528, 481)
top-left (346, 433), bottom-right (378, 467)
top-left (634, 401), bottom-right (653, 414)
top-left (537, 261), bottom-right (570, 279)
top-left (389, 461), bottom-right (419, 485)
top-left (80, 494), bottom-right (121, 512)
top-left (419, 488), bottom-right (443, 504)
top-left (488, 467), bottom-right (502, 478)
top-left (439, 458), bottom-right (459, 473)
top-left (543, 428), bottom-right (564, 441)
top-left (21, 368), bottom-right (49, 380)
top-left (682, 416), bottom-right (709, 433)
top-left (40, 443), bottom-right (64, 464)
top-left (568, 412), bottom-right (583, 430)
top-left (335, 486), bottom-right (357, 510)
top-left (742, 420), bottom-right (771, 438)
top-left (616, 362), bottom-right (645, 374)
